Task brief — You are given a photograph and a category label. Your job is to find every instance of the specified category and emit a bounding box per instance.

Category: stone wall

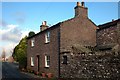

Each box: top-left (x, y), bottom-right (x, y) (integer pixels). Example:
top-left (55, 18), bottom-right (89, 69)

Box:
top-left (97, 25), bottom-right (117, 45)
top-left (60, 51), bottom-right (120, 78)
top-left (97, 20), bottom-right (120, 46)
top-left (60, 16), bottom-right (96, 52)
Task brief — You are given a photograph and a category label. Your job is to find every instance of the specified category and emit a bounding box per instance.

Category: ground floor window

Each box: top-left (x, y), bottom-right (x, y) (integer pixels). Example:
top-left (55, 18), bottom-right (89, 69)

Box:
top-left (31, 57), bottom-right (34, 66)
top-left (63, 55), bottom-right (67, 64)
top-left (45, 55), bottom-right (50, 67)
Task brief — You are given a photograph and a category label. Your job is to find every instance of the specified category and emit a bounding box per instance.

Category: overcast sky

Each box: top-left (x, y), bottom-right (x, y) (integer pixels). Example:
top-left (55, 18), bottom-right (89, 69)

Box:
top-left (0, 2), bottom-right (119, 58)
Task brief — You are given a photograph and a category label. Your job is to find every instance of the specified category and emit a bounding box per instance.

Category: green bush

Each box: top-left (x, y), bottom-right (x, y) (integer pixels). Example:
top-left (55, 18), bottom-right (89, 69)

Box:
top-left (13, 36), bottom-right (27, 69)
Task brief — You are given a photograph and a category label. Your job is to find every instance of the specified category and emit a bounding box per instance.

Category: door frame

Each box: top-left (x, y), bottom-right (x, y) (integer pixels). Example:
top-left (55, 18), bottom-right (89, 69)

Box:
top-left (36, 55), bottom-right (40, 72)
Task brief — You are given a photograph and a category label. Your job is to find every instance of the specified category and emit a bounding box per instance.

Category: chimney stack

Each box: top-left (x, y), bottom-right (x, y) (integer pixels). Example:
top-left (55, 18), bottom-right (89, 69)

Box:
top-left (40, 21), bottom-right (48, 31)
top-left (74, 2), bottom-right (88, 17)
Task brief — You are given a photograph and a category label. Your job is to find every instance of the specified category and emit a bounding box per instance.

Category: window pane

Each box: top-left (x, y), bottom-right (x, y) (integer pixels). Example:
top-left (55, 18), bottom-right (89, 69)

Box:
top-left (45, 31), bottom-right (50, 43)
top-left (45, 55), bottom-right (50, 67)
top-left (47, 60), bottom-right (50, 66)
top-left (31, 39), bottom-right (35, 47)
top-left (47, 32), bottom-right (50, 42)
top-left (47, 56), bottom-right (50, 60)
top-left (31, 57), bottom-right (34, 66)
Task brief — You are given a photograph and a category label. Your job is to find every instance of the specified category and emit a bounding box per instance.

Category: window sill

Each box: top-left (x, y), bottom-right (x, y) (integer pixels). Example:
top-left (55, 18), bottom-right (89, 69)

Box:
top-left (31, 46), bottom-right (34, 48)
top-left (62, 63), bottom-right (68, 65)
top-left (61, 61), bottom-right (68, 65)
top-left (45, 42), bottom-right (50, 44)
top-left (44, 66), bottom-right (49, 68)
top-left (31, 66), bottom-right (34, 67)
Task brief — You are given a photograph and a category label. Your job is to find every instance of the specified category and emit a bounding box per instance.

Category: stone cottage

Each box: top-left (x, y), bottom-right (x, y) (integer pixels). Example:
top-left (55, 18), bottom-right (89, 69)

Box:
top-left (27, 2), bottom-right (120, 78)
top-left (27, 2), bottom-right (97, 78)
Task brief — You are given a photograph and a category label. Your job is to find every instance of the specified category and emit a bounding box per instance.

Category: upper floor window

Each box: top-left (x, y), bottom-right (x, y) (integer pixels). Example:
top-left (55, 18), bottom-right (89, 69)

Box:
top-left (31, 57), bottom-right (34, 66)
top-left (45, 31), bottom-right (50, 43)
top-left (31, 39), bottom-right (35, 47)
top-left (45, 55), bottom-right (50, 67)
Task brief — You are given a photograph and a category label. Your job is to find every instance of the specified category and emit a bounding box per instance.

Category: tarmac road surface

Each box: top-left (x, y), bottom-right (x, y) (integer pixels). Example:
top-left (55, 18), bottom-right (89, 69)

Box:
top-left (2, 62), bottom-right (39, 80)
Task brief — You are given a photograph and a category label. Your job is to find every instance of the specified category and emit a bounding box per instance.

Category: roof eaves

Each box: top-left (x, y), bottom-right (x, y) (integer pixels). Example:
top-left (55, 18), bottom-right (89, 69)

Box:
top-left (27, 22), bottom-right (61, 39)
top-left (61, 17), bottom-right (75, 24)
top-left (88, 18), bottom-right (98, 29)
top-left (98, 19), bottom-right (120, 30)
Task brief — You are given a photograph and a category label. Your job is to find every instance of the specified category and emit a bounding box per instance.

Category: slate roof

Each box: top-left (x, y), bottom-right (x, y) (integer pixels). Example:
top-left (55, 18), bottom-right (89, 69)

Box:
top-left (27, 22), bottom-right (61, 39)
top-left (98, 19), bottom-right (120, 30)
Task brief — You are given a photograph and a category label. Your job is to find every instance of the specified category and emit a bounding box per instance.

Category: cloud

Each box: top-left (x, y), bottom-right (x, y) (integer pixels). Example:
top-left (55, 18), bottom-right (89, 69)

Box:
top-left (0, 24), bottom-right (29, 58)
top-left (16, 18), bottom-right (25, 24)
top-left (0, 20), bottom-right (7, 27)
top-left (0, 24), bottom-right (39, 58)
top-left (13, 12), bottom-right (26, 24)
top-left (14, 12), bottom-right (25, 17)
top-left (1, 24), bottom-right (22, 43)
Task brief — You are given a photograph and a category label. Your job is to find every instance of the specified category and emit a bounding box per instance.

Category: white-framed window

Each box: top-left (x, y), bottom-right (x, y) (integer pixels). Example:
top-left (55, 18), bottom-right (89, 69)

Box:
top-left (31, 39), bottom-right (35, 47)
top-left (30, 57), bottom-right (34, 66)
top-left (45, 55), bottom-right (50, 67)
top-left (45, 31), bottom-right (50, 43)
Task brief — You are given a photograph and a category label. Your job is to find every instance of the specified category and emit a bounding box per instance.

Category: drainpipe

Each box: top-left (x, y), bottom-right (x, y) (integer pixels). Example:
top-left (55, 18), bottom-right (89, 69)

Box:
top-left (58, 23), bottom-right (61, 78)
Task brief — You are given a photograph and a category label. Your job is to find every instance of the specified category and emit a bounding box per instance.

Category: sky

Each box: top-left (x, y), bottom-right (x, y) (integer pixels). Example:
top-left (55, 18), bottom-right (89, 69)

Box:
top-left (0, 2), bottom-right (119, 58)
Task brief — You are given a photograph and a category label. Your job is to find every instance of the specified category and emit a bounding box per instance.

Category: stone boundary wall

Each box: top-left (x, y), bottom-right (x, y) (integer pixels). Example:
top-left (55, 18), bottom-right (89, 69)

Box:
top-left (60, 52), bottom-right (120, 78)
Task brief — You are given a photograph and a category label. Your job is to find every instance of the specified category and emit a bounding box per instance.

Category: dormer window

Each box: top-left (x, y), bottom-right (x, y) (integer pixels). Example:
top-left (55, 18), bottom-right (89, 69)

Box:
top-left (31, 39), bottom-right (35, 47)
top-left (45, 31), bottom-right (50, 43)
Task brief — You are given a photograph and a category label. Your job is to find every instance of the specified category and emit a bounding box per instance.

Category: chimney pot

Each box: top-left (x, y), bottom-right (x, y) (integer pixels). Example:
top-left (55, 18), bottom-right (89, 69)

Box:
top-left (81, 2), bottom-right (85, 7)
top-left (112, 19), bottom-right (114, 22)
top-left (42, 21), bottom-right (47, 25)
top-left (40, 21), bottom-right (48, 31)
top-left (77, 2), bottom-right (80, 6)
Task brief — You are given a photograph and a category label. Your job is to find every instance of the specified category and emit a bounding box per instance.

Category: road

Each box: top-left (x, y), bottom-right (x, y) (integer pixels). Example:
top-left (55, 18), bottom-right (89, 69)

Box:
top-left (2, 62), bottom-right (39, 80)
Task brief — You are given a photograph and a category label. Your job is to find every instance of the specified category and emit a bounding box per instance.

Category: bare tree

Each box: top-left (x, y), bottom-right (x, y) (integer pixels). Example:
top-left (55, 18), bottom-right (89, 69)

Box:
top-left (2, 49), bottom-right (6, 61)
